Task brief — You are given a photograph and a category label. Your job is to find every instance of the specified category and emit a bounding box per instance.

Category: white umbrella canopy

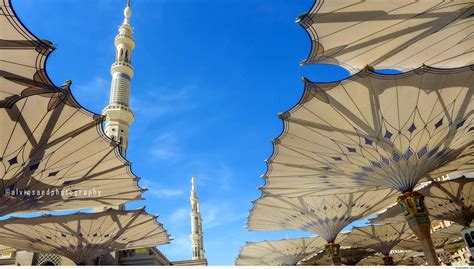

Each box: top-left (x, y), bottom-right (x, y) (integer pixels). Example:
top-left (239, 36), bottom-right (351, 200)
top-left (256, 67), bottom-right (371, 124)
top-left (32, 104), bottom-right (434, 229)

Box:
top-left (247, 188), bottom-right (398, 243)
top-left (396, 223), bottom-right (465, 252)
top-left (0, 0), bottom-right (59, 108)
top-left (358, 250), bottom-right (417, 265)
top-left (297, 0), bottom-right (474, 73)
top-left (372, 177), bottom-right (474, 226)
top-left (235, 236), bottom-right (327, 266)
top-left (0, 91), bottom-right (145, 216)
top-left (262, 66), bottom-right (473, 197)
top-left (301, 247), bottom-right (376, 265)
top-left (340, 223), bottom-right (412, 256)
top-left (420, 177), bottom-right (473, 227)
top-left (0, 244), bottom-right (14, 253)
top-left (0, 208), bottom-right (170, 265)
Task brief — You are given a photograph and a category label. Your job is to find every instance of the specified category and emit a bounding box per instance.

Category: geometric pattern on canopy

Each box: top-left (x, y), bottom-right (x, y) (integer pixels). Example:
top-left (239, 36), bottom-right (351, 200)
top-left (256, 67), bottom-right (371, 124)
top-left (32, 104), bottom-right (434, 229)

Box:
top-left (247, 188), bottom-right (398, 242)
top-left (297, 0), bottom-right (474, 73)
top-left (262, 66), bottom-right (473, 196)
top-left (396, 223), bottom-right (465, 252)
top-left (419, 177), bottom-right (474, 227)
top-left (358, 250), bottom-right (417, 265)
top-left (0, 92), bottom-right (145, 216)
top-left (372, 177), bottom-right (474, 226)
top-left (0, 0), bottom-right (59, 108)
top-left (301, 247), bottom-right (376, 266)
top-left (0, 208), bottom-right (170, 265)
top-left (235, 237), bottom-right (327, 266)
top-left (339, 223), bottom-right (412, 255)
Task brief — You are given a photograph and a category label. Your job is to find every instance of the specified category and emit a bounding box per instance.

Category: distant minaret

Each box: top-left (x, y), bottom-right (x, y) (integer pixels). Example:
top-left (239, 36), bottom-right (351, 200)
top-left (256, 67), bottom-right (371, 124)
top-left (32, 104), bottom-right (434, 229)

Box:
top-left (103, 0), bottom-right (135, 156)
top-left (190, 174), bottom-right (205, 260)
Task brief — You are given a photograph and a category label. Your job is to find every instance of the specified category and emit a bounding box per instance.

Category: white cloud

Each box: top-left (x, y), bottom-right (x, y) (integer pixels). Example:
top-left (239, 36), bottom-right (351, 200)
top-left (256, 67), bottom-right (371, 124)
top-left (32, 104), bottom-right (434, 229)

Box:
top-left (71, 76), bottom-right (109, 113)
top-left (201, 203), bottom-right (246, 229)
top-left (150, 147), bottom-right (180, 160)
top-left (193, 162), bottom-right (234, 192)
top-left (169, 208), bottom-right (188, 224)
top-left (149, 132), bottom-right (182, 161)
top-left (150, 188), bottom-right (185, 198)
top-left (131, 85), bottom-right (199, 120)
top-left (159, 233), bottom-right (190, 261)
top-left (139, 178), bottom-right (185, 198)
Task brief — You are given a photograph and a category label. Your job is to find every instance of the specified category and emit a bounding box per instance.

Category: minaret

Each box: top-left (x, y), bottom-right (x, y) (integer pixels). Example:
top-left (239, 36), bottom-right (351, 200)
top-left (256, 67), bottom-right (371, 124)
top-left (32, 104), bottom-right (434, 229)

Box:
top-left (103, 0), bottom-right (135, 156)
top-left (190, 174), bottom-right (205, 260)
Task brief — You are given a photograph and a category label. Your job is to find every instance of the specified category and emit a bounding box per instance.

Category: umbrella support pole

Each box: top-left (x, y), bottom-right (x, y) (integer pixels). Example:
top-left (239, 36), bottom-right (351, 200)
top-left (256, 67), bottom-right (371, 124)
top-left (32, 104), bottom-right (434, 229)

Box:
top-left (326, 242), bottom-right (342, 265)
top-left (397, 191), bottom-right (439, 265)
top-left (383, 255), bottom-right (394, 265)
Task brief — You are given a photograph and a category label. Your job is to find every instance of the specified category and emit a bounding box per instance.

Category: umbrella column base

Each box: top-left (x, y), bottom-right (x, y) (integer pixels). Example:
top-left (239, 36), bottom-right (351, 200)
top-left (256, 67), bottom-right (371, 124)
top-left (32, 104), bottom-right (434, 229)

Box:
top-left (397, 191), bottom-right (439, 265)
top-left (326, 242), bottom-right (342, 265)
top-left (461, 226), bottom-right (474, 265)
top-left (383, 255), bottom-right (394, 265)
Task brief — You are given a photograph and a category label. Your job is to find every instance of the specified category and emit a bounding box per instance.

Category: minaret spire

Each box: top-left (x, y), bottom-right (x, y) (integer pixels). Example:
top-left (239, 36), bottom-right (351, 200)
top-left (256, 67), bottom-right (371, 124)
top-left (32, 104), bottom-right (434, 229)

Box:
top-left (103, 0), bottom-right (135, 156)
top-left (190, 173), bottom-right (205, 260)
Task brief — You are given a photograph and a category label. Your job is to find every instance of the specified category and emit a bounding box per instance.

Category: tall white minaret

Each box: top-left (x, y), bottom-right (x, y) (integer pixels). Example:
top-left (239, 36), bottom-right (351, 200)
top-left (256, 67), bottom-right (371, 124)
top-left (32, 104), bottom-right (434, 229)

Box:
top-left (190, 174), bottom-right (205, 260)
top-left (103, 0), bottom-right (135, 156)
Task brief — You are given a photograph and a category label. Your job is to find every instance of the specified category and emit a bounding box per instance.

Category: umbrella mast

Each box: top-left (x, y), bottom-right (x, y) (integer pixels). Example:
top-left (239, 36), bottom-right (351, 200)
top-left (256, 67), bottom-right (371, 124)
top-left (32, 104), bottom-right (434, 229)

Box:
top-left (103, 0), bottom-right (135, 156)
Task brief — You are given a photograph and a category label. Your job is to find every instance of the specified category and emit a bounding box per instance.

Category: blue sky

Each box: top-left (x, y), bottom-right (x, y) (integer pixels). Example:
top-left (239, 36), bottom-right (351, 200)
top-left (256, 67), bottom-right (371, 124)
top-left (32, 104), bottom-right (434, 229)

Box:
top-left (12, 0), bottom-right (363, 265)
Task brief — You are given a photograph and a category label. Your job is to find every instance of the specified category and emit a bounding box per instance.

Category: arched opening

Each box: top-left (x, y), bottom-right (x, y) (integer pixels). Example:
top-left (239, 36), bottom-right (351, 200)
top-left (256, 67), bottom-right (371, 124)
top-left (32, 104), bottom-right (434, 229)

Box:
top-left (465, 233), bottom-right (473, 248)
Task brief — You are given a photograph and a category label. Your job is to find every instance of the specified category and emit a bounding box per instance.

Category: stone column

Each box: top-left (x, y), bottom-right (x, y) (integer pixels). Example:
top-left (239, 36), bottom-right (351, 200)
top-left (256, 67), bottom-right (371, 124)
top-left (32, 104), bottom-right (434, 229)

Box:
top-left (397, 191), bottom-right (439, 265)
top-left (383, 255), bottom-right (394, 265)
top-left (326, 242), bottom-right (342, 265)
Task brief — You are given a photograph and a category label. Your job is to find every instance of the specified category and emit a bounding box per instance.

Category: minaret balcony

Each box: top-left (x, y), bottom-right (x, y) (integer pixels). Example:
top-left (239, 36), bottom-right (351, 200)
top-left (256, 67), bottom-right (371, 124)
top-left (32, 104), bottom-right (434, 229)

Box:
top-left (111, 62), bottom-right (134, 78)
top-left (116, 33), bottom-right (134, 40)
top-left (115, 34), bottom-right (135, 49)
top-left (102, 104), bottom-right (135, 124)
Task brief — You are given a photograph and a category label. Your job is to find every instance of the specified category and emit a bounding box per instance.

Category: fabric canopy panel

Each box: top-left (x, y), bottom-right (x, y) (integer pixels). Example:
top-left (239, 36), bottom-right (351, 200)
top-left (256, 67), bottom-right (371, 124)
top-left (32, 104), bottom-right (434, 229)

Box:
top-left (235, 237), bottom-right (326, 266)
top-left (0, 91), bottom-right (144, 216)
top-left (372, 177), bottom-right (473, 226)
top-left (262, 66), bottom-right (473, 197)
top-left (358, 250), bottom-right (417, 265)
top-left (340, 223), bottom-right (411, 255)
top-left (297, 0), bottom-right (474, 73)
top-left (301, 247), bottom-right (375, 265)
top-left (420, 177), bottom-right (473, 227)
top-left (0, 244), bottom-right (14, 253)
top-left (247, 188), bottom-right (398, 242)
top-left (396, 223), bottom-right (465, 252)
top-left (0, 208), bottom-right (170, 265)
top-left (0, 0), bottom-right (59, 108)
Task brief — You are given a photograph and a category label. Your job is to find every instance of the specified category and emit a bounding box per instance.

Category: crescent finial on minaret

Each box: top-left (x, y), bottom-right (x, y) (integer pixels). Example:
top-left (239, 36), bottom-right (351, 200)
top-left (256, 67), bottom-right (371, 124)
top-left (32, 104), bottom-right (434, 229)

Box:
top-left (124, 0), bottom-right (132, 24)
